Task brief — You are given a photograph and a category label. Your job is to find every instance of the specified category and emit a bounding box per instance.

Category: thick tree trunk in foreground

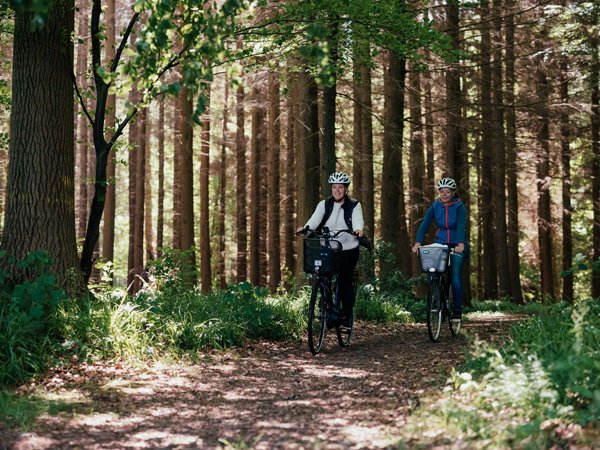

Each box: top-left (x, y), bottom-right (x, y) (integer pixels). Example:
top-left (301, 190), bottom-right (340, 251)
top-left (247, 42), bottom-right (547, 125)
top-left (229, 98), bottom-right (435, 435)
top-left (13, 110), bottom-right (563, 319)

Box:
top-left (296, 69), bottom-right (320, 277)
top-left (200, 86), bottom-right (211, 292)
top-left (409, 63), bottom-right (424, 279)
top-left (236, 36), bottom-right (247, 284)
top-left (268, 70), bottom-right (281, 292)
top-left (101, 0), bottom-right (116, 270)
top-left (505, 3), bottom-right (524, 304)
top-left (1, 0), bottom-right (83, 292)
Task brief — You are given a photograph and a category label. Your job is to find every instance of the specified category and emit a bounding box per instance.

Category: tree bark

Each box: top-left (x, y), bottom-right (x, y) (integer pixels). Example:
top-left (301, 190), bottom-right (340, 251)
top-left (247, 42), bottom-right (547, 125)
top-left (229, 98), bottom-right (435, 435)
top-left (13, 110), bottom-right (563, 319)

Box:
top-left (284, 92), bottom-right (296, 280)
top-left (480, 0), bottom-right (498, 299)
top-left (296, 68), bottom-right (320, 276)
top-left (591, 42), bottom-right (600, 299)
top-left (144, 109), bottom-right (154, 263)
top-left (250, 85), bottom-right (263, 286)
top-left (200, 86), bottom-right (211, 292)
top-left (361, 65), bottom-right (375, 240)
top-left (236, 38), bottom-right (248, 283)
top-left (157, 99), bottom-right (165, 255)
top-left (491, 0), bottom-right (511, 298)
top-left (268, 70), bottom-right (281, 292)
top-left (505, 2), bottom-right (524, 304)
top-left (535, 36), bottom-right (555, 301)
top-left (560, 61), bottom-right (573, 303)
top-left (409, 62), bottom-right (425, 278)
top-left (1, 0), bottom-right (83, 292)
top-left (76, 1), bottom-right (89, 241)
top-left (173, 96), bottom-right (182, 250)
top-left (352, 62), bottom-right (363, 200)
top-left (132, 109), bottom-right (146, 293)
top-left (219, 79), bottom-right (228, 291)
top-left (101, 0), bottom-right (116, 271)
top-left (321, 21), bottom-right (339, 197)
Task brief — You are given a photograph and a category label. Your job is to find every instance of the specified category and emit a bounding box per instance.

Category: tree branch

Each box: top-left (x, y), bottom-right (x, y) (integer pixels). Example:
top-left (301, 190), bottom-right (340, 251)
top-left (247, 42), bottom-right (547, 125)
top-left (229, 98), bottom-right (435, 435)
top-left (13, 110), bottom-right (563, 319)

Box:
top-left (111, 12), bottom-right (140, 73)
top-left (72, 72), bottom-right (94, 126)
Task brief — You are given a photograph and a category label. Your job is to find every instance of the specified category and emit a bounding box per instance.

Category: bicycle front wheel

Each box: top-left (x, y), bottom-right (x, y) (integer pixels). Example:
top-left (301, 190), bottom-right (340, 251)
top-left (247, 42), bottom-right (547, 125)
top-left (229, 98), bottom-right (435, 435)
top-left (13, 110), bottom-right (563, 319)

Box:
top-left (427, 280), bottom-right (443, 343)
top-left (308, 280), bottom-right (327, 354)
top-left (336, 311), bottom-right (354, 347)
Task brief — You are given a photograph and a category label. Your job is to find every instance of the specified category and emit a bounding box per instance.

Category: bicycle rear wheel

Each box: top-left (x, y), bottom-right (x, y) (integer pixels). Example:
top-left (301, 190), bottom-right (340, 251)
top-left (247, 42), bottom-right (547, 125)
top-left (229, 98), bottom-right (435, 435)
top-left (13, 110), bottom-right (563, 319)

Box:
top-left (448, 283), bottom-right (461, 336)
top-left (337, 270), bottom-right (358, 348)
top-left (308, 280), bottom-right (327, 354)
top-left (427, 280), bottom-right (443, 343)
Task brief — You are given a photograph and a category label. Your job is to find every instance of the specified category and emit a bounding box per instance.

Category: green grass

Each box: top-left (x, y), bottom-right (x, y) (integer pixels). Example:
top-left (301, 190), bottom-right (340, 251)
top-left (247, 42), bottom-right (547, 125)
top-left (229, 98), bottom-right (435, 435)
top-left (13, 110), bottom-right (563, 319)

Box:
top-left (397, 300), bottom-right (600, 449)
top-left (467, 299), bottom-right (547, 315)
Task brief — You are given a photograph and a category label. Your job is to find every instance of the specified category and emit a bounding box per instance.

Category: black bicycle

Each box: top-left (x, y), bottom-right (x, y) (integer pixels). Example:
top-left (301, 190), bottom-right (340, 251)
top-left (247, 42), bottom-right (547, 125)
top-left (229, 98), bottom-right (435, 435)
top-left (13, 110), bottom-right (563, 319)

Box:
top-left (418, 244), bottom-right (461, 343)
top-left (296, 228), bottom-right (359, 355)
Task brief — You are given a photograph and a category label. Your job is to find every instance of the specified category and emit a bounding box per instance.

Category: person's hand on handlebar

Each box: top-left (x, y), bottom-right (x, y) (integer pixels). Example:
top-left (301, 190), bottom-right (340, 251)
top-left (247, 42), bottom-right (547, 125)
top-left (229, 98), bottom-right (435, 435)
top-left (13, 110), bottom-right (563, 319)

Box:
top-left (454, 244), bottom-right (465, 254)
top-left (354, 229), bottom-right (363, 238)
top-left (412, 242), bottom-right (421, 254)
top-left (295, 226), bottom-right (309, 236)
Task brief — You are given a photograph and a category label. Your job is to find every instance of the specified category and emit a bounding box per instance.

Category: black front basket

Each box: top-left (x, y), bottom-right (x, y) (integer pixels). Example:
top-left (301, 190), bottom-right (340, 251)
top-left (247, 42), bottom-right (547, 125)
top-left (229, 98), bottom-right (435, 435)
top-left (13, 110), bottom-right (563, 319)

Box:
top-left (303, 239), bottom-right (343, 274)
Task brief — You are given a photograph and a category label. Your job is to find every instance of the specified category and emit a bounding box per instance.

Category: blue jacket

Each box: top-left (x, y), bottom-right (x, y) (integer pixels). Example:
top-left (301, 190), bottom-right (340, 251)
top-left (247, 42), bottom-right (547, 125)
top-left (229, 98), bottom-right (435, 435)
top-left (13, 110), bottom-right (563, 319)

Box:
top-left (415, 197), bottom-right (468, 245)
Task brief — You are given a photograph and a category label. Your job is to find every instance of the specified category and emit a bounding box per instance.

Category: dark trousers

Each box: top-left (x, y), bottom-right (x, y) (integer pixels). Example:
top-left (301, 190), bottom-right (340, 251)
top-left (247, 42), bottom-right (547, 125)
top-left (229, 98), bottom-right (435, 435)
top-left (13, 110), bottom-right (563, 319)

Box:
top-left (336, 247), bottom-right (360, 318)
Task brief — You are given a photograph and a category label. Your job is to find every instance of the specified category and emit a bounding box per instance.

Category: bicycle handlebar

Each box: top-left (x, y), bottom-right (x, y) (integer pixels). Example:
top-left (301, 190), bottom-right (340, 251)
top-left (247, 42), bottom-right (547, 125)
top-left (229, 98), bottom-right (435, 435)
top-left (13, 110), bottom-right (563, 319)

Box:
top-left (295, 227), bottom-right (359, 239)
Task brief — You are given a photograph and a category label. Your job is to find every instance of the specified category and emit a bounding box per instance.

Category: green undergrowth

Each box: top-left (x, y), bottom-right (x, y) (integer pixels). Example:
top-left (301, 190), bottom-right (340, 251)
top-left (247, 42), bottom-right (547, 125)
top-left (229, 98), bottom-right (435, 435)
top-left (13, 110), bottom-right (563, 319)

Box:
top-left (467, 299), bottom-right (548, 315)
top-left (398, 300), bottom-right (600, 449)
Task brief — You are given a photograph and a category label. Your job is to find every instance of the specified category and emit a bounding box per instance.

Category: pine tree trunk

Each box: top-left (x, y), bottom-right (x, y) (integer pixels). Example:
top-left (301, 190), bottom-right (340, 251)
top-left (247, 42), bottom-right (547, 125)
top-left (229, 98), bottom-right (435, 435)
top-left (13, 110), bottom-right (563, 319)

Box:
top-left (560, 62), bottom-right (573, 303)
top-left (491, 0), bottom-right (511, 298)
top-left (535, 37), bottom-right (555, 301)
top-left (505, 3), bottom-right (524, 304)
top-left (296, 68), bottom-right (320, 275)
top-left (268, 70), bottom-right (281, 292)
top-left (132, 109), bottom-right (146, 293)
top-left (250, 85), bottom-right (263, 286)
top-left (101, 0), bottom-right (116, 271)
top-left (259, 97), bottom-right (268, 288)
top-left (127, 91), bottom-right (138, 292)
top-left (321, 22), bottom-right (338, 197)
top-left (476, 136), bottom-right (484, 300)
top-left (409, 62), bottom-right (424, 279)
top-left (200, 86), bottom-right (211, 292)
top-left (480, 1), bottom-right (498, 299)
top-left (445, 0), bottom-right (462, 179)
top-left (352, 62), bottom-right (363, 199)
top-left (361, 65), bottom-right (375, 240)
top-left (172, 95), bottom-right (182, 250)
top-left (460, 73), bottom-right (473, 307)
top-left (236, 39), bottom-right (248, 283)
top-left (283, 80), bottom-right (296, 278)
top-left (1, 0), bottom-right (84, 292)
top-left (157, 99), bottom-right (165, 255)
top-left (145, 110), bottom-right (154, 263)
top-left (591, 43), bottom-right (600, 299)
top-left (381, 52), bottom-right (410, 275)
top-left (219, 80), bottom-right (228, 291)
top-left (424, 78), bottom-right (435, 205)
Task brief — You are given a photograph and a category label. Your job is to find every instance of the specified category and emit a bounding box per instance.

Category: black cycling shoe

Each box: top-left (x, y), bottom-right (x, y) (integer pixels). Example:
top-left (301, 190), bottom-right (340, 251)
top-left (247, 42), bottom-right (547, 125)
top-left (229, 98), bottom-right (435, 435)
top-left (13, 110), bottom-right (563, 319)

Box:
top-left (450, 311), bottom-right (462, 322)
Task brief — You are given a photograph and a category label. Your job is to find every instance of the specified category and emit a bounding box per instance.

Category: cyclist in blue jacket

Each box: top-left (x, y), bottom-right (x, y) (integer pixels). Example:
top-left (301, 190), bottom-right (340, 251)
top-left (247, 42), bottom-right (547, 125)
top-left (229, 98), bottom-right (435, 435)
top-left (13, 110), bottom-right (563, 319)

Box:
top-left (412, 178), bottom-right (469, 321)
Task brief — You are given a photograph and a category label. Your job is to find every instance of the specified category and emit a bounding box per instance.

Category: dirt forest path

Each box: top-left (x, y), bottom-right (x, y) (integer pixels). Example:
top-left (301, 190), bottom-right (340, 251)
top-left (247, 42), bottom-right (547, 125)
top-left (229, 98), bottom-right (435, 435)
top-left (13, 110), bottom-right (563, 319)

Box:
top-left (3, 316), bottom-right (518, 450)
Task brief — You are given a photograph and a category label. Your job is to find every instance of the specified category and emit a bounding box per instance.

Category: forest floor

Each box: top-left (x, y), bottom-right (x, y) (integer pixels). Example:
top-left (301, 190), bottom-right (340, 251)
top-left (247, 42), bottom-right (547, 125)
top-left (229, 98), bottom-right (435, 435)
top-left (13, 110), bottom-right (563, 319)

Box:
top-left (1, 315), bottom-right (518, 450)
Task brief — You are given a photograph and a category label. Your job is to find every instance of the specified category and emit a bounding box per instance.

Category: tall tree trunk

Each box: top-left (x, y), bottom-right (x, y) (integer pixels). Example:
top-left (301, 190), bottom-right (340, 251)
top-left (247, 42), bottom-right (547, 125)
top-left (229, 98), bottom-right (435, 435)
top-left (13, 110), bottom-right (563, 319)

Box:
top-left (259, 97), bottom-right (268, 288)
top-left (381, 52), bottom-right (410, 274)
top-left (361, 65), bottom-right (375, 239)
top-left (460, 72), bottom-right (473, 307)
top-left (268, 70), bottom-right (281, 292)
top-left (157, 99), bottom-right (165, 256)
top-left (236, 39), bottom-right (248, 283)
top-left (283, 79), bottom-right (296, 278)
top-left (535, 37), bottom-right (555, 300)
top-left (424, 77), bottom-right (435, 204)
top-left (144, 109), bottom-right (154, 263)
top-left (591, 42), bottom-right (600, 299)
top-left (480, 0), bottom-right (498, 299)
top-left (101, 0), bottom-right (116, 268)
top-left (76, 2), bottom-right (89, 241)
top-left (172, 96), bottom-right (182, 250)
top-left (1, 0), bottom-right (83, 292)
top-left (491, 0), bottom-right (511, 298)
top-left (476, 136), bottom-right (484, 300)
top-left (132, 109), bottom-right (146, 293)
top-left (560, 61), bottom-right (573, 303)
top-left (505, 2), bottom-right (524, 304)
top-left (409, 62), bottom-right (424, 278)
top-left (296, 68), bottom-right (320, 277)
top-left (321, 22), bottom-right (339, 197)
top-left (250, 85), bottom-right (263, 286)
top-left (219, 80), bottom-right (228, 291)
top-left (352, 62), bottom-right (363, 199)
top-left (200, 86), bottom-right (211, 292)
top-left (445, 0), bottom-right (462, 179)
top-left (127, 90), bottom-right (138, 292)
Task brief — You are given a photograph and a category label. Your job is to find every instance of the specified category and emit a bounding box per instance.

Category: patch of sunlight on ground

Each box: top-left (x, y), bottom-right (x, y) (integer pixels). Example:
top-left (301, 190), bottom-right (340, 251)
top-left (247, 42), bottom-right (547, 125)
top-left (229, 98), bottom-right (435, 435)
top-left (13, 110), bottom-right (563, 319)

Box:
top-left (465, 311), bottom-right (507, 320)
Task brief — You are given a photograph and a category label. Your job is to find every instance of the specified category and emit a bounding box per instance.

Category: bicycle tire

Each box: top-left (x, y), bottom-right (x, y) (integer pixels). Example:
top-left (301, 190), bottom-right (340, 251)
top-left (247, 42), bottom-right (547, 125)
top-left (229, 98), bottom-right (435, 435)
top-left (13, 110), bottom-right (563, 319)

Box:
top-left (308, 280), bottom-right (326, 354)
top-left (427, 280), bottom-right (443, 343)
top-left (337, 270), bottom-right (358, 348)
top-left (448, 282), bottom-right (461, 336)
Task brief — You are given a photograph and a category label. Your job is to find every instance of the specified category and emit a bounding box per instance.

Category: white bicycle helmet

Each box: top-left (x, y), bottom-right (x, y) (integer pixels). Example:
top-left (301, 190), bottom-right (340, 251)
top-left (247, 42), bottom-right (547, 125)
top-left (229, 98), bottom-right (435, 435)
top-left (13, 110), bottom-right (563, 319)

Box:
top-left (437, 177), bottom-right (457, 190)
top-left (328, 172), bottom-right (351, 185)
